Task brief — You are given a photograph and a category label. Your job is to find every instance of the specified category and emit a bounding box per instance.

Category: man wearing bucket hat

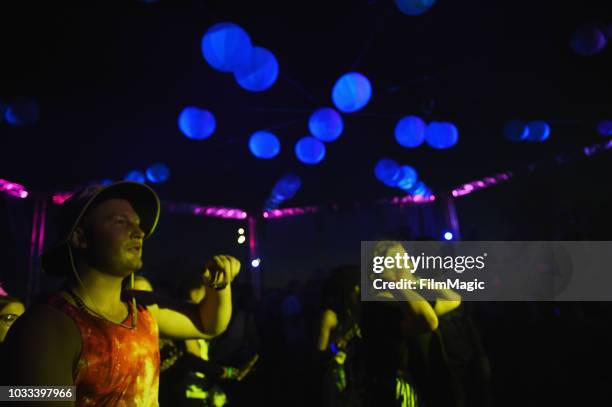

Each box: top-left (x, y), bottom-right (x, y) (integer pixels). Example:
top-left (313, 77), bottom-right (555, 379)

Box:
top-left (1, 181), bottom-right (240, 406)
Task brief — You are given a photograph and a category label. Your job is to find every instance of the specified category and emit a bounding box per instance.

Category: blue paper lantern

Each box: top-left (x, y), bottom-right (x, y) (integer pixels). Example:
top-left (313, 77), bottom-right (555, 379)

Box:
top-left (374, 158), bottom-right (401, 186)
top-left (332, 72), bottom-right (372, 113)
top-left (178, 107), bottom-right (216, 140)
top-left (201, 22), bottom-right (253, 72)
top-left (395, 0), bottom-right (437, 16)
top-left (397, 165), bottom-right (418, 191)
top-left (146, 163), bottom-right (170, 183)
top-left (249, 131), bottom-right (280, 159)
top-left (5, 98), bottom-right (40, 126)
top-left (526, 121), bottom-right (550, 142)
top-left (308, 108), bottom-right (344, 142)
top-left (504, 120), bottom-right (529, 142)
top-left (124, 170), bottom-right (146, 183)
top-left (273, 173), bottom-right (302, 200)
top-left (295, 137), bottom-right (326, 164)
top-left (234, 46), bottom-right (279, 92)
top-left (597, 120), bottom-right (612, 136)
top-left (395, 115), bottom-right (426, 148)
top-left (425, 122), bottom-right (458, 149)
top-left (570, 25), bottom-right (607, 56)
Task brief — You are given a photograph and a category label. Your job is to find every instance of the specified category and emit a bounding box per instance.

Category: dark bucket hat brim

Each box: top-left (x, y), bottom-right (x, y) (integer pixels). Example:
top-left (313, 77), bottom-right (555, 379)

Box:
top-left (41, 181), bottom-right (160, 276)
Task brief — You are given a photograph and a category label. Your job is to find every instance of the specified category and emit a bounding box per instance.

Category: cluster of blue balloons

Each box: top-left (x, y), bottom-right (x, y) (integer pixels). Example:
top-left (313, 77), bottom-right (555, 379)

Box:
top-left (374, 158), bottom-right (429, 196)
top-left (394, 115), bottom-right (459, 149)
top-left (123, 163), bottom-right (170, 184)
top-left (504, 120), bottom-right (551, 142)
top-left (250, 71), bottom-right (371, 165)
top-left (284, 106), bottom-right (345, 165)
top-left (1, 98), bottom-right (40, 127)
top-left (266, 173), bottom-right (302, 209)
top-left (202, 22), bottom-right (279, 92)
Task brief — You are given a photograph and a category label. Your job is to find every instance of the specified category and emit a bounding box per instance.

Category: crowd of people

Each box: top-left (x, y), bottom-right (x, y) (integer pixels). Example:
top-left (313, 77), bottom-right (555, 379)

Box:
top-left (0, 181), bottom-right (609, 406)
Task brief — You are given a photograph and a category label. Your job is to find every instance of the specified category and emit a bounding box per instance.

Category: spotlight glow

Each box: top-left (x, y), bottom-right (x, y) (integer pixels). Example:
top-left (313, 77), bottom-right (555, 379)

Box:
top-left (251, 258), bottom-right (261, 267)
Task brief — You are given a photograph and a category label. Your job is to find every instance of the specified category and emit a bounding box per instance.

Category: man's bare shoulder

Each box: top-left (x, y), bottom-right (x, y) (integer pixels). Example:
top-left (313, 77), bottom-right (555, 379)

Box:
top-left (1, 301), bottom-right (81, 386)
top-left (4, 301), bottom-right (81, 359)
top-left (15, 302), bottom-right (78, 333)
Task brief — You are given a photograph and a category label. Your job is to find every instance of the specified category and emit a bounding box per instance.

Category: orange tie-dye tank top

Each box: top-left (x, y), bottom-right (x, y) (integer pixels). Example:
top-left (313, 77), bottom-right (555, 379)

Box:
top-left (48, 293), bottom-right (160, 406)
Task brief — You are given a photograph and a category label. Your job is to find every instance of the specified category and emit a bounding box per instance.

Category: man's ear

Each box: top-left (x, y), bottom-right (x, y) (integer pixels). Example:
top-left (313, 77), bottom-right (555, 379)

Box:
top-left (70, 226), bottom-right (88, 249)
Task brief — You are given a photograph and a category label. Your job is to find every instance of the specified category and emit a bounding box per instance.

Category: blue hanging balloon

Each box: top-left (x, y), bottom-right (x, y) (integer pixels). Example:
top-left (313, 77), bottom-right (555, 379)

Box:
top-left (425, 122), bottom-right (458, 149)
top-left (597, 120), bottom-right (612, 136)
top-left (570, 25), bottom-right (607, 56)
top-left (526, 121), bottom-right (550, 142)
top-left (295, 137), bottom-right (326, 164)
top-left (397, 165), bottom-right (418, 190)
top-left (146, 163), bottom-right (171, 183)
top-left (5, 98), bottom-right (40, 126)
top-left (273, 173), bottom-right (302, 200)
top-left (234, 46), bottom-right (279, 92)
top-left (249, 131), bottom-right (281, 159)
top-left (308, 108), bottom-right (344, 142)
top-left (332, 72), bottom-right (372, 113)
top-left (503, 120), bottom-right (529, 142)
top-left (374, 158), bottom-right (401, 187)
top-left (395, 115), bottom-right (426, 148)
top-left (124, 170), bottom-right (146, 183)
top-left (201, 22), bottom-right (253, 72)
top-left (395, 0), bottom-right (437, 16)
top-left (178, 107), bottom-right (216, 140)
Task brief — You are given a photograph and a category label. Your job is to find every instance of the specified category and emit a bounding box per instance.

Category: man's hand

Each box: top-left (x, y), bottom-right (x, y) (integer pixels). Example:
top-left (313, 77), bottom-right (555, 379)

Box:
top-left (203, 255), bottom-right (241, 290)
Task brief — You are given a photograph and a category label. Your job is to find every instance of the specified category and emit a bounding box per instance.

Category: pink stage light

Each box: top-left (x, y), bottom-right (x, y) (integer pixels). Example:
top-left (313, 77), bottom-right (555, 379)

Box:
top-left (190, 205), bottom-right (248, 219)
top-left (262, 206), bottom-right (318, 219)
top-left (451, 172), bottom-right (513, 197)
top-left (52, 192), bottom-right (74, 204)
top-left (0, 179), bottom-right (29, 199)
top-left (389, 194), bottom-right (436, 205)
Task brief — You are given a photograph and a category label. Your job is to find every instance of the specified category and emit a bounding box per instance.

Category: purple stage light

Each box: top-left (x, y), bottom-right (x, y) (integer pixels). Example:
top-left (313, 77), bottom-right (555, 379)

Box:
top-left (0, 179), bottom-right (29, 199)
top-left (451, 172), bottom-right (514, 197)
top-left (262, 206), bottom-right (318, 219)
top-left (52, 193), bottom-right (74, 204)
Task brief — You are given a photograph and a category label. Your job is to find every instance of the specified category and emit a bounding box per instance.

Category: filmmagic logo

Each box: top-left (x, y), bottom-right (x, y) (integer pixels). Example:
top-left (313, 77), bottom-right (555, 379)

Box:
top-left (371, 277), bottom-right (486, 292)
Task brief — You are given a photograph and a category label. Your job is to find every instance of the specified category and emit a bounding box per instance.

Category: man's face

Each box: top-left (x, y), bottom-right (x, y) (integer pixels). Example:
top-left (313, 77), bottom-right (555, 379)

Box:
top-left (81, 198), bottom-right (145, 277)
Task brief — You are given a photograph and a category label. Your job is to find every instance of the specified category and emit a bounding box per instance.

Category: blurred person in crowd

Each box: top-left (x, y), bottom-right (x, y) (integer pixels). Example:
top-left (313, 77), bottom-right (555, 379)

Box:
top-left (317, 265), bottom-right (364, 406)
top-left (363, 240), bottom-right (461, 407)
top-left (0, 295), bottom-right (25, 343)
top-left (159, 272), bottom-right (258, 406)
